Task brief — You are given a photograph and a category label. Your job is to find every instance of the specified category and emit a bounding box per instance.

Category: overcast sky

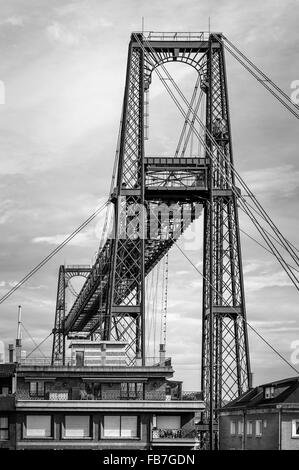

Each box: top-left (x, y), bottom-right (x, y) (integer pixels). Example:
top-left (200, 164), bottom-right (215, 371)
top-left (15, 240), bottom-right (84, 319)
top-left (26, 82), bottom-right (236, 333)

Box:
top-left (0, 0), bottom-right (298, 390)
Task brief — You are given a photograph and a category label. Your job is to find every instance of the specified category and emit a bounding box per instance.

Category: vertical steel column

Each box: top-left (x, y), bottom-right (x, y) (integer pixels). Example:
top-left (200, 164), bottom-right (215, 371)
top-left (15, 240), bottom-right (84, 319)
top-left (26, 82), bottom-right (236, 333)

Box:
top-left (52, 265), bottom-right (66, 365)
top-left (201, 34), bottom-right (251, 448)
top-left (104, 34), bottom-right (146, 364)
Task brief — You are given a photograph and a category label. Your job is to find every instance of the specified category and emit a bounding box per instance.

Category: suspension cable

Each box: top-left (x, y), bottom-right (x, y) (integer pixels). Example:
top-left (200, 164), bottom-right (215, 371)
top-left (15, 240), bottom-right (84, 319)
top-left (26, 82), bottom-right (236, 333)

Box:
top-left (219, 35), bottom-right (299, 117)
top-left (134, 34), bottom-right (299, 289)
top-left (139, 34), bottom-right (299, 267)
top-left (175, 74), bottom-right (200, 156)
top-left (174, 242), bottom-right (299, 375)
top-left (160, 252), bottom-right (169, 346)
top-left (0, 200), bottom-right (108, 306)
top-left (21, 322), bottom-right (46, 358)
top-left (181, 90), bottom-right (203, 157)
top-left (26, 332), bottom-right (53, 358)
top-left (239, 226), bottom-right (299, 274)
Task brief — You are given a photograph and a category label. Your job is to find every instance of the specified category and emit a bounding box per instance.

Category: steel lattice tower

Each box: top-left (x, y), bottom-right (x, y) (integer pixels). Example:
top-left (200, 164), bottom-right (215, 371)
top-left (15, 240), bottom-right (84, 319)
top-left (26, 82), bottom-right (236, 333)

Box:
top-left (53, 32), bottom-right (251, 446)
top-left (201, 37), bottom-right (251, 447)
top-left (52, 265), bottom-right (91, 364)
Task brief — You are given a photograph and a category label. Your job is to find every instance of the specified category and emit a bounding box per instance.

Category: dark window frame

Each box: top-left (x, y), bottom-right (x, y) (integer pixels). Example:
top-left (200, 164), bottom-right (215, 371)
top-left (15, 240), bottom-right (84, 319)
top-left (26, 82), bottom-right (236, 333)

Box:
top-left (101, 415), bottom-right (140, 440)
top-left (230, 420), bottom-right (237, 436)
top-left (22, 414), bottom-right (54, 440)
top-left (29, 381), bottom-right (45, 398)
top-left (255, 419), bottom-right (263, 437)
top-left (0, 415), bottom-right (9, 441)
top-left (291, 419), bottom-right (299, 438)
top-left (62, 414), bottom-right (93, 440)
top-left (246, 420), bottom-right (253, 436)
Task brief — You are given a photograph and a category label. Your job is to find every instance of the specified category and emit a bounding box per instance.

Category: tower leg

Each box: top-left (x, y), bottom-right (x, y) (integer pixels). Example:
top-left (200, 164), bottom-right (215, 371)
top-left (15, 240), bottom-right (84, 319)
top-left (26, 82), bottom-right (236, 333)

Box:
top-left (52, 265), bottom-right (66, 365)
top-left (104, 35), bottom-right (146, 364)
top-left (201, 35), bottom-right (251, 449)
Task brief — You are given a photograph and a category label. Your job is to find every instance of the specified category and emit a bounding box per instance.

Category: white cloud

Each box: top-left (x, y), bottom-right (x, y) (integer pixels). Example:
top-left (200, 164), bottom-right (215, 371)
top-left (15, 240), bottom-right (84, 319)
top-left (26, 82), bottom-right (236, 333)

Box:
top-left (98, 18), bottom-right (113, 28)
top-left (32, 226), bottom-right (98, 248)
top-left (243, 165), bottom-right (299, 198)
top-left (46, 22), bottom-right (80, 46)
top-left (244, 269), bottom-right (293, 291)
top-left (1, 16), bottom-right (24, 27)
top-left (252, 320), bottom-right (296, 327)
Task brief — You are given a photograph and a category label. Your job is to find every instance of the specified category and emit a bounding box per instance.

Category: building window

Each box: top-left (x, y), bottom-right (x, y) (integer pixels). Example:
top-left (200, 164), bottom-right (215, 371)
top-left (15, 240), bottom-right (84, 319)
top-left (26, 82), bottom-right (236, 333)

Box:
top-left (120, 382), bottom-right (143, 399)
top-left (230, 420), bottom-right (236, 435)
top-left (64, 415), bottom-right (91, 439)
top-left (264, 386), bottom-right (275, 399)
top-left (25, 415), bottom-right (52, 438)
top-left (256, 420), bottom-right (262, 437)
top-left (29, 381), bottom-right (45, 398)
top-left (237, 420), bottom-right (243, 436)
top-left (246, 420), bottom-right (253, 436)
top-left (292, 420), bottom-right (299, 438)
top-left (103, 415), bottom-right (138, 438)
top-left (0, 416), bottom-right (9, 440)
top-left (0, 387), bottom-right (9, 396)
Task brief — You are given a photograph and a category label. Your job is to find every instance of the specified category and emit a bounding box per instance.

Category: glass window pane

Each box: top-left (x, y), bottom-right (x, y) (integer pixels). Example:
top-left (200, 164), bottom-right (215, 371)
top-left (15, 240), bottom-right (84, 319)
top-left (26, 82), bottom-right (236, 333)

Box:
top-left (0, 430), bottom-right (8, 440)
top-left (104, 416), bottom-right (120, 437)
top-left (26, 415), bottom-right (51, 438)
top-left (121, 416), bottom-right (137, 438)
top-left (0, 417), bottom-right (8, 428)
top-left (238, 421), bottom-right (243, 435)
top-left (256, 420), bottom-right (262, 436)
top-left (29, 382), bottom-right (37, 395)
top-left (230, 421), bottom-right (236, 435)
top-left (246, 421), bottom-right (252, 435)
top-left (65, 416), bottom-right (90, 438)
top-left (292, 419), bottom-right (299, 437)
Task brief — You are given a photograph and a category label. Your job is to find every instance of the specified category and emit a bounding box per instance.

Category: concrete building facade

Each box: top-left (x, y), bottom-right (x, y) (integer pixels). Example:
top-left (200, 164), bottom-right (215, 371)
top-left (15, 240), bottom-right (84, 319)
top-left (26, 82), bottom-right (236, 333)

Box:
top-left (219, 376), bottom-right (299, 450)
top-left (0, 341), bottom-right (204, 450)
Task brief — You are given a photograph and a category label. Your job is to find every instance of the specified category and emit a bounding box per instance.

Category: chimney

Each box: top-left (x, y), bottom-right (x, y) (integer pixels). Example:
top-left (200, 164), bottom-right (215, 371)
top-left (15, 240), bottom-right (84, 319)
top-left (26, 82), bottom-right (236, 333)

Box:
top-left (8, 344), bottom-right (14, 363)
top-left (159, 343), bottom-right (166, 365)
top-left (16, 305), bottom-right (22, 363)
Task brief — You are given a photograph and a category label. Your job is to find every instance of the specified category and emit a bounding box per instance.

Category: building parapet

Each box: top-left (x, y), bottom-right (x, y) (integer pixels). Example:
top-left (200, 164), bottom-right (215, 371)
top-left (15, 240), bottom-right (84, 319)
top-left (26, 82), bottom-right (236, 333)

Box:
top-left (19, 356), bottom-right (171, 368)
top-left (16, 399), bottom-right (205, 412)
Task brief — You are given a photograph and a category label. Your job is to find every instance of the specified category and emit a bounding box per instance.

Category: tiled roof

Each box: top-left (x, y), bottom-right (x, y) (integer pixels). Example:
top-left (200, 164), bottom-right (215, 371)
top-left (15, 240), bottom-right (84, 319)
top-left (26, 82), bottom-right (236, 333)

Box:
top-left (221, 376), bottom-right (299, 410)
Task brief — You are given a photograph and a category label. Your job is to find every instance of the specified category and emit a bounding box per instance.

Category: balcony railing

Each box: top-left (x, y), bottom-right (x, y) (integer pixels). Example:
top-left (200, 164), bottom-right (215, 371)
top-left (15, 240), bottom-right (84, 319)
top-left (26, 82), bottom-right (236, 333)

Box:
top-left (152, 428), bottom-right (197, 439)
top-left (182, 391), bottom-right (203, 401)
top-left (19, 356), bottom-right (172, 368)
top-left (138, 31), bottom-right (211, 42)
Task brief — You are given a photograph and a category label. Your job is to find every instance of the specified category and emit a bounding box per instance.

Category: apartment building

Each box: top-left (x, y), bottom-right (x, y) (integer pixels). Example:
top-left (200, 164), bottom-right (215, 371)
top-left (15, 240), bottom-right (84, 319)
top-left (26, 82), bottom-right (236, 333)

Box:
top-left (219, 376), bottom-right (299, 450)
top-left (0, 340), bottom-right (204, 450)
